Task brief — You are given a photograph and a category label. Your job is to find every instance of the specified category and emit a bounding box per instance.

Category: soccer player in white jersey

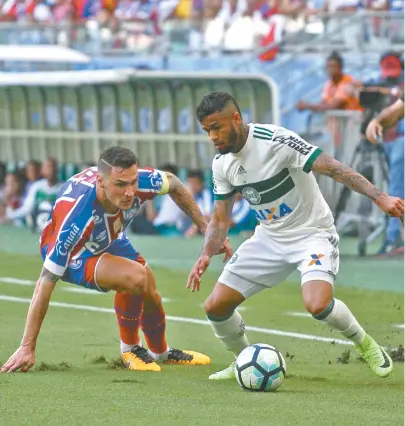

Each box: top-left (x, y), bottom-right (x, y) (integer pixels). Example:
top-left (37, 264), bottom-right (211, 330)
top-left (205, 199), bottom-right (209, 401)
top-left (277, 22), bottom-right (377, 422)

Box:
top-left (187, 91), bottom-right (405, 380)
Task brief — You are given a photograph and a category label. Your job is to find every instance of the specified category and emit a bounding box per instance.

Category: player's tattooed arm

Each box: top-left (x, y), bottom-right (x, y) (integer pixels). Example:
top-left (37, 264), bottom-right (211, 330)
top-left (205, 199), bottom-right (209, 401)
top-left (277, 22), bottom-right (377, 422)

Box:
top-left (312, 151), bottom-right (387, 202)
top-left (313, 152), bottom-right (404, 221)
top-left (374, 98), bottom-right (404, 128)
top-left (201, 198), bottom-right (234, 258)
top-left (20, 266), bottom-right (59, 349)
top-left (166, 172), bottom-right (208, 234)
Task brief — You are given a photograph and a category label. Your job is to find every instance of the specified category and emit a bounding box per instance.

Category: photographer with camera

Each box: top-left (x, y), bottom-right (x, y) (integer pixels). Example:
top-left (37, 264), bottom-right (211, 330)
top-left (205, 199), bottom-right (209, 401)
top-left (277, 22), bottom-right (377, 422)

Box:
top-left (360, 52), bottom-right (404, 255)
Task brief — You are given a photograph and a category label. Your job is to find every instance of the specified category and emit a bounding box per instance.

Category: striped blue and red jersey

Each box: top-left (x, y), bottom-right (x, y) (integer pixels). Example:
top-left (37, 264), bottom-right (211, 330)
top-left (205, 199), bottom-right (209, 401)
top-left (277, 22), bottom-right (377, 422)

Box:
top-left (40, 166), bottom-right (169, 277)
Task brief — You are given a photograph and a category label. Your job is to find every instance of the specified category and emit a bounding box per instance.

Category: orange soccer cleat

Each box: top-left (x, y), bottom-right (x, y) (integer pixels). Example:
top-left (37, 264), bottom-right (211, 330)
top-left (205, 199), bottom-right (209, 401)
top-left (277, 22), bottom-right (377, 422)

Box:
top-left (121, 346), bottom-right (161, 372)
top-left (163, 348), bottom-right (211, 365)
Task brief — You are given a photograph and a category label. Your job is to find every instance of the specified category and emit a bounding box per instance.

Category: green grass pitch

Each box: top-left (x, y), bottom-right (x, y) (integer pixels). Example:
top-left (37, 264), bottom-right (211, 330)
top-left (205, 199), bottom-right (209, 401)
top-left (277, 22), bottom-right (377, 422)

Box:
top-left (0, 235), bottom-right (403, 425)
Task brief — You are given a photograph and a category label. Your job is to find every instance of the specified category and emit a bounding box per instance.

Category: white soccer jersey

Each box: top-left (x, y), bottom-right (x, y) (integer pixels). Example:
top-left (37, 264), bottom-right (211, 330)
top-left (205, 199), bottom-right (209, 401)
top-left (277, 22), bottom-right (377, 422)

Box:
top-left (212, 123), bottom-right (336, 242)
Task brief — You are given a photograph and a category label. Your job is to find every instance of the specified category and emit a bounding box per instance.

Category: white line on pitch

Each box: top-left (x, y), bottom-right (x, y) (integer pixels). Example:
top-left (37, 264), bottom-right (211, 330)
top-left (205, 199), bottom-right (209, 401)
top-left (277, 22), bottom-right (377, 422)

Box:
top-left (0, 294), bottom-right (353, 346)
top-left (0, 277), bottom-right (34, 285)
top-left (286, 312), bottom-right (312, 318)
top-left (393, 324), bottom-right (404, 329)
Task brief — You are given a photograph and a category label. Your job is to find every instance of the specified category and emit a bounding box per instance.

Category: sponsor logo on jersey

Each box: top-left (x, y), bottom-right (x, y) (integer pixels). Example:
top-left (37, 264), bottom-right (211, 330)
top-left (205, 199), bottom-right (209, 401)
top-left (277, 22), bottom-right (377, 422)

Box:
top-left (273, 134), bottom-right (312, 156)
top-left (69, 259), bottom-right (83, 270)
top-left (148, 171), bottom-right (163, 188)
top-left (56, 224), bottom-right (81, 257)
top-left (242, 187), bottom-right (261, 205)
top-left (237, 165), bottom-right (247, 175)
top-left (308, 254), bottom-right (324, 266)
top-left (92, 210), bottom-right (103, 224)
top-left (254, 203), bottom-right (293, 221)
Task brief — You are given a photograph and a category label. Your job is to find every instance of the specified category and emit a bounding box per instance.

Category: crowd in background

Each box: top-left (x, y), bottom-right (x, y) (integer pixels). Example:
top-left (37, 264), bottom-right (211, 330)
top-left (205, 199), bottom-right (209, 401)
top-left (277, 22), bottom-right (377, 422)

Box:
top-left (0, 159), bottom-right (256, 237)
top-left (0, 0), bottom-right (402, 54)
top-left (0, 47), bottom-right (403, 254)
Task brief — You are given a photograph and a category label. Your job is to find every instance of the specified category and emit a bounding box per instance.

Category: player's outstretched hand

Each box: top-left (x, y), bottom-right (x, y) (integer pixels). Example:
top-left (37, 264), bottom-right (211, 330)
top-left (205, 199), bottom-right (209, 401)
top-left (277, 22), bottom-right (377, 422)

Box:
top-left (186, 255), bottom-right (211, 292)
top-left (375, 195), bottom-right (404, 224)
top-left (366, 119), bottom-right (383, 144)
top-left (0, 346), bottom-right (35, 373)
top-left (215, 237), bottom-right (233, 263)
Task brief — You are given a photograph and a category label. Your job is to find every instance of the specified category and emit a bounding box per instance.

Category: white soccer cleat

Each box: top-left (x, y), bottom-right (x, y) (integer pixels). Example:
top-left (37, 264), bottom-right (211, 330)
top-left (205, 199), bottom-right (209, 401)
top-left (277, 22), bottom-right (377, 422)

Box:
top-left (208, 362), bottom-right (236, 380)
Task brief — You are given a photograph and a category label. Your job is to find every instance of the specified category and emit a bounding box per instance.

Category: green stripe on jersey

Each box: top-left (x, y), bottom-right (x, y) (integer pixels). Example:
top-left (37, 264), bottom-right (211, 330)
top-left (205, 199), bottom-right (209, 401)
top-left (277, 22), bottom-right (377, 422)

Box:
top-left (258, 177), bottom-right (295, 204)
top-left (303, 147), bottom-right (323, 174)
top-left (253, 127), bottom-right (274, 141)
top-left (253, 133), bottom-right (273, 141)
top-left (254, 125), bottom-right (274, 136)
top-left (214, 191), bottom-right (235, 200)
top-left (234, 168), bottom-right (289, 193)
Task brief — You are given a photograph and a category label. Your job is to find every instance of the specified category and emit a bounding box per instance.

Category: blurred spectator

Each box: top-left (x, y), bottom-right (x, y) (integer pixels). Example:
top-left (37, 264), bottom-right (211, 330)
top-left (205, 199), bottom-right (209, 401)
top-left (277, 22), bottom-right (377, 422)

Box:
top-left (140, 163), bottom-right (184, 236)
top-left (365, 0), bottom-right (404, 44)
top-left (179, 169), bottom-right (213, 237)
top-left (318, 0), bottom-right (363, 48)
top-left (22, 160), bottom-right (41, 201)
top-left (297, 51), bottom-right (363, 112)
top-left (1, 157), bottom-right (62, 231)
top-left (0, 172), bottom-right (25, 225)
top-left (0, 162), bottom-right (6, 203)
top-left (53, 0), bottom-right (76, 23)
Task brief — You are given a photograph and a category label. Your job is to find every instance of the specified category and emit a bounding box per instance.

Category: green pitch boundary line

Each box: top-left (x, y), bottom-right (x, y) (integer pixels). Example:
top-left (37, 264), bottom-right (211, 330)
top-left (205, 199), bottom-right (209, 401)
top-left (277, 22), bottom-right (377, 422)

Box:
top-left (0, 294), bottom-right (353, 346)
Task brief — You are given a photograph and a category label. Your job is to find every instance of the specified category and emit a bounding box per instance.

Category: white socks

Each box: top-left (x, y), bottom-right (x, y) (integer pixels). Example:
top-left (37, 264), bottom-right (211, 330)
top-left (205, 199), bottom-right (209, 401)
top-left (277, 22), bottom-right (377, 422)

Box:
top-left (121, 340), bottom-right (170, 360)
top-left (121, 340), bottom-right (142, 354)
top-left (207, 310), bottom-right (250, 357)
top-left (313, 298), bottom-right (366, 345)
top-left (148, 348), bottom-right (170, 361)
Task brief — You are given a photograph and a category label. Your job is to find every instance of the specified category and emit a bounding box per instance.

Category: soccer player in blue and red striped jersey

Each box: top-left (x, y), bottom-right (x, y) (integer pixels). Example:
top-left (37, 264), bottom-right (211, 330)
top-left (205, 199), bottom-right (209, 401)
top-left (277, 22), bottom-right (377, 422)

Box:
top-left (1, 146), bottom-right (232, 373)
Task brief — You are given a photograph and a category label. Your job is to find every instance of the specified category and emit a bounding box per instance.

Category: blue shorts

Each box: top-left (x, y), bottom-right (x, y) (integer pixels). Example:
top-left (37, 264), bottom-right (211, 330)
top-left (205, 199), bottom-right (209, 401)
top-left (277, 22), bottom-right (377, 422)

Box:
top-left (41, 237), bottom-right (145, 292)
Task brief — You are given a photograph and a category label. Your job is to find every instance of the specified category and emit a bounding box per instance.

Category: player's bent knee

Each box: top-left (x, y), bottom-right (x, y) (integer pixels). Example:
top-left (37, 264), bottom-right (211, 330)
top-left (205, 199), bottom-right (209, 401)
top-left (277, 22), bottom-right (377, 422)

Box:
top-left (205, 298), bottom-right (234, 319)
top-left (204, 283), bottom-right (242, 318)
top-left (302, 279), bottom-right (333, 317)
top-left (122, 264), bottom-right (147, 295)
top-left (303, 298), bottom-right (331, 316)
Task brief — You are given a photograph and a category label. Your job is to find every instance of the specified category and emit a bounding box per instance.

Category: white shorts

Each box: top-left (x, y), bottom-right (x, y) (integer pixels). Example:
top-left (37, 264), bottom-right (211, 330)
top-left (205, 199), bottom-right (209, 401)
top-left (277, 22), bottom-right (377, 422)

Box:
top-left (219, 227), bottom-right (339, 299)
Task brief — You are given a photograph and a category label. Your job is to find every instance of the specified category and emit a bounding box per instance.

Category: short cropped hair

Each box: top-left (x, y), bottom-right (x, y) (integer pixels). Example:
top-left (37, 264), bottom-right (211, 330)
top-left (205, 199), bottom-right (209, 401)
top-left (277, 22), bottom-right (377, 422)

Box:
top-left (327, 51), bottom-right (344, 69)
top-left (196, 91), bottom-right (242, 122)
top-left (98, 146), bottom-right (138, 174)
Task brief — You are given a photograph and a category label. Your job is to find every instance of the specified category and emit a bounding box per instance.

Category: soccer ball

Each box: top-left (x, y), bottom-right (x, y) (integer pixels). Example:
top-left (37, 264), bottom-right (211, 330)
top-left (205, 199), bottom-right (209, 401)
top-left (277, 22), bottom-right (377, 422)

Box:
top-left (234, 343), bottom-right (286, 392)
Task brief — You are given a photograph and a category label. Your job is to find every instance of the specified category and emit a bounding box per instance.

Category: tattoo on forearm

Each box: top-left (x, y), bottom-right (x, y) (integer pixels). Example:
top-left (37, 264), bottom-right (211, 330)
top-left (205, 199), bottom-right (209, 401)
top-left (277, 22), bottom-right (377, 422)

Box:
top-left (313, 152), bottom-right (386, 201)
top-left (168, 174), bottom-right (207, 232)
top-left (201, 221), bottom-right (229, 257)
top-left (201, 199), bottom-right (233, 257)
